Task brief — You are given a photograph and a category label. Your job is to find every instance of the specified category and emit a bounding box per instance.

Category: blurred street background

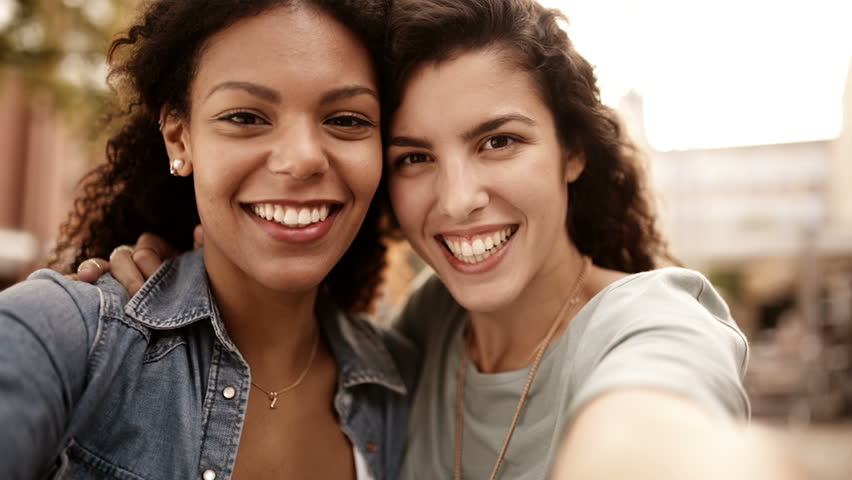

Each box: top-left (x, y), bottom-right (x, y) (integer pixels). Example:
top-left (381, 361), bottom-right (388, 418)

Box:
top-left (1, 0), bottom-right (851, 478)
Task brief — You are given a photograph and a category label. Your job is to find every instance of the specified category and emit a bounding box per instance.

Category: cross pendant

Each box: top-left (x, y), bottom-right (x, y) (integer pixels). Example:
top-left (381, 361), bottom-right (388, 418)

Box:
top-left (268, 392), bottom-right (279, 409)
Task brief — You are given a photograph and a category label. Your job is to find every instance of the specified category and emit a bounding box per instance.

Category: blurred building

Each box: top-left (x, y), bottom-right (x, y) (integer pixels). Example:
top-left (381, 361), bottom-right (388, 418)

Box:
top-left (619, 62), bottom-right (852, 422)
top-left (0, 70), bottom-right (89, 288)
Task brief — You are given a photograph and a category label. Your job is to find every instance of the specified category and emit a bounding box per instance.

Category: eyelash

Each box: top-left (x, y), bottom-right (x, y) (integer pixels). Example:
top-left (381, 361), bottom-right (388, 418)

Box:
top-left (481, 134), bottom-right (517, 151)
top-left (216, 111), bottom-right (375, 130)
top-left (392, 134), bottom-right (522, 169)
top-left (394, 152), bottom-right (431, 168)
top-left (325, 114), bottom-right (375, 128)
top-left (217, 110), bottom-right (269, 126)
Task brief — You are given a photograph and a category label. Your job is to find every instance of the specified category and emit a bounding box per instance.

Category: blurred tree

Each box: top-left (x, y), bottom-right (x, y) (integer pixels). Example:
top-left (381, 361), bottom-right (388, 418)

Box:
top-left (0, 0), bottom-right (135, 144)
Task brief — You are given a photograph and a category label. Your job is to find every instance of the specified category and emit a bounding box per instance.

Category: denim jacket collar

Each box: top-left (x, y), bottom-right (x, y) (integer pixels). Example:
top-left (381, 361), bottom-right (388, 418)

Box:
top-left (124, 249), bottom-right (407, 394)
top-left (317, 299), bottom-right (408, 395)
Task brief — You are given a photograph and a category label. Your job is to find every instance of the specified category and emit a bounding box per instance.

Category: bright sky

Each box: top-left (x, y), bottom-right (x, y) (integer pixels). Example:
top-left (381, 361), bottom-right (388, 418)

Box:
top-left (541, 0), bottom-right (852, 150)
top-left (1, 0), bottom-right (849, 150)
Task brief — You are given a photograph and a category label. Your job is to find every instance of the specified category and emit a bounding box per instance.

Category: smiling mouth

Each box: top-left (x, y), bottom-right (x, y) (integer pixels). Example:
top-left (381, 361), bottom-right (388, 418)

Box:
top-left (247, 202), bottom-right (341, 228)
top-left (438, 226), bottom-right (518, 264)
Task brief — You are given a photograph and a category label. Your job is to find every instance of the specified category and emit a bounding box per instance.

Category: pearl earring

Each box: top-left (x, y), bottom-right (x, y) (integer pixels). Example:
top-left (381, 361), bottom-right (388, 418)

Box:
top-left (169, 158), bottom-right (185, 176)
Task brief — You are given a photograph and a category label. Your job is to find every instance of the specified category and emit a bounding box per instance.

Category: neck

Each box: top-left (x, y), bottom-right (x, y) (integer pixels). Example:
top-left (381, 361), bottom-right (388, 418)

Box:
top-left (467, 245), bottom-right (588, 374)
top-left (205, 253), bottom-right (321, 386)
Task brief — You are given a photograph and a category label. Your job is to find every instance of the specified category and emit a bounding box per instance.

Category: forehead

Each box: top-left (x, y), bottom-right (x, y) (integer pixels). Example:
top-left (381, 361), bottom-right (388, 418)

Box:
top-left (192, 5), bottom-right (376, 97)
top-left (391, 49), bottom-right (549, 134)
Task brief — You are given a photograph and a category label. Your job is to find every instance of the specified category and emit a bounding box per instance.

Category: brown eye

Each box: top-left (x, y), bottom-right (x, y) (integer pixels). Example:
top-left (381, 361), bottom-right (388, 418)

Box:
top-left (483, 135), bottom-right (514, 150)
top-left (395, 152), bottom-right (431, 168)
top-left (219, 111), bottom-right (269, 125)
top-left (325, 115), bottom-right (374, 128)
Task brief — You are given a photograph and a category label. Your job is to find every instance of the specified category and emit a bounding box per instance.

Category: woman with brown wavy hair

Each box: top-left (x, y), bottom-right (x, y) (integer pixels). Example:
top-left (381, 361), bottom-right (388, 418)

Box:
top-left (383, 0), bottom-right (749, 478)
top-left (0, 1), bottom-right (417, 479)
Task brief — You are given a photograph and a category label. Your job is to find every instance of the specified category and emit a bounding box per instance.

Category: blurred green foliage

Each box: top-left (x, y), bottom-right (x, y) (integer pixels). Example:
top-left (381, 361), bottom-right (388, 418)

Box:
top-left (0, 0), bottom-right (134, 143)
top-left (707, 268), bottom-right (744, 303)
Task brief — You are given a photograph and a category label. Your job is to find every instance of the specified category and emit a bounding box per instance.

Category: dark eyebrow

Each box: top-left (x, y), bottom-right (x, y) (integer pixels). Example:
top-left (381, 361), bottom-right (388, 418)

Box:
top-left (320, 85), bottom-right (379, 105)
top-left (461, 113), bottom-right (537, 142)
top-left (388, 113), bottom-right (535, 150)
top-left (206, 81), bottom-right (281, 103)
top-left (388, 136), bottom-right (433, 149)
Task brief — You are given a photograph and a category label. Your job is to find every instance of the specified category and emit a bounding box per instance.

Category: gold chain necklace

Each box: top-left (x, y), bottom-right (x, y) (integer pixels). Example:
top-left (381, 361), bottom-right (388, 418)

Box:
top-left (454, 256), bottom-right (590, 480)
top-left (250, 330), bottom-right (320, 409)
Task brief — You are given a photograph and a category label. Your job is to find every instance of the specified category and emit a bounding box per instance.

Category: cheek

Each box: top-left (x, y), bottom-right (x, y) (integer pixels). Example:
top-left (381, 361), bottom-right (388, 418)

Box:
top-left (389, 179), bottom-right (419, 229)
top-left (391, 182), bottom-right (436, 253)
top-left (339, 142), bottom-right (383, 198)
top-left (189, 152), bottom-right (248, 225)
top-left (192, 158), bottom-right (239, 202)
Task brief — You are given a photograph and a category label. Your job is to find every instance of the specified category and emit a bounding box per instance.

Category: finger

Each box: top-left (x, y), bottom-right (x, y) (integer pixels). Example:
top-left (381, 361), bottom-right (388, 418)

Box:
top-left (109, 246), bottom-right (146, 296)
top-left (193, 224), bottom-right (204, 249)
top-left (133, 234), bottom-right (173, 279)
top-left (137, 232), bottom-right (178, 259)
top-left (76, 258), bottom-right (110, 283)
top-left (132, 248), bottom-right (164, 279)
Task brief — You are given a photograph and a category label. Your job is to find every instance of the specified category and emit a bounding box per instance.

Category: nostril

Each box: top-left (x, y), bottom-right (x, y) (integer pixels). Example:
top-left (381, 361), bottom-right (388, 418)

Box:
top-left (268, 154), bottom-right (330, 179)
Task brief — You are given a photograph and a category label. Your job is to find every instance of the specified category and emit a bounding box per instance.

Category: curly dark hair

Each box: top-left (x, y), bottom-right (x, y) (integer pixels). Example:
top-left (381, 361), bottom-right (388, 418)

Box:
top-left (384, 0), bottom-right (676, 273)
top-left (50, 0), bottom-right (391, 313)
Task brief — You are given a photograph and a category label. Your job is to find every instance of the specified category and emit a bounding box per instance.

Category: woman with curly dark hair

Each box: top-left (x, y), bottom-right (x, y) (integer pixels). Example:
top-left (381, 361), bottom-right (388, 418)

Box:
top-left (0, 1), bottom-right (417, 479)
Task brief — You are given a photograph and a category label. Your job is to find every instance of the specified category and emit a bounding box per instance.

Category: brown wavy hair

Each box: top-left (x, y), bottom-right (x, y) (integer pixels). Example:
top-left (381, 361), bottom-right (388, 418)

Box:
top-left (383, 0), bottom-right (676, 273)
top-left (50, 0), bottom-right (391, 312)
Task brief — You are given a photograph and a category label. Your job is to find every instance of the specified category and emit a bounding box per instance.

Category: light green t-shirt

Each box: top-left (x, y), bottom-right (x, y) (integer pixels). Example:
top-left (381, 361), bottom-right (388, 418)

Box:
top-left (395, 267), bottom-right (750, 480)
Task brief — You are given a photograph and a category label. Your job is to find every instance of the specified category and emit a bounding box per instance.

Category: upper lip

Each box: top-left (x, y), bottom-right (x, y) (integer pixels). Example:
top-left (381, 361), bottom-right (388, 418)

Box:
top-left (243, 199), bottom-right (343, 207)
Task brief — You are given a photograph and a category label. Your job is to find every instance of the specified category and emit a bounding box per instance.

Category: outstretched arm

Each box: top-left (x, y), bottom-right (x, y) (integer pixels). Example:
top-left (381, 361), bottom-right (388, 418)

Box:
top-left (0, 275), bottom-right (98, 478)
top-left (551, 389), bottom-right (802, 479)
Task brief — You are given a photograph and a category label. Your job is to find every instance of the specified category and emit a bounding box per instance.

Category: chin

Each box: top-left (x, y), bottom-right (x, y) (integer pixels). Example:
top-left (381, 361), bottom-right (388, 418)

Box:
top-left (254, 263), bottom-right (331, 295)
top-left (441, 276), bottom-right (520, 315)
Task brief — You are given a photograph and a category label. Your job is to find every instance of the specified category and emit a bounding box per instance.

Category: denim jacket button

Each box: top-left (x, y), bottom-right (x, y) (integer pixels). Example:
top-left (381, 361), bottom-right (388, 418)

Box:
top-left (366, 441), bottom-right (378, 453)
top-left (222, 386), bottom-right (236, 399)
top-left (202, 469), bottom-right (216, 480)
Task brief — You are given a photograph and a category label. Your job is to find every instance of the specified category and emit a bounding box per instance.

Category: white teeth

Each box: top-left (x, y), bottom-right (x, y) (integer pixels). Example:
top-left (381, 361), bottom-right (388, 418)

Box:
top-left (273, 205), bottom-right (285, 223)
top-left (283, 208), bottom-right (298, 225)
top-left (442, 227), bottom-right (515, 264)
top-left (472, 239), bottom-right (485, 255)
top-left (250, 203), bottom-right (333, 228)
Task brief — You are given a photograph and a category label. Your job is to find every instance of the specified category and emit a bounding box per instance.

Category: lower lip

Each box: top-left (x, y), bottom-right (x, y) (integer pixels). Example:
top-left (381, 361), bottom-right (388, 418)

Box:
top-left (245, 206), bottom-right (338, 244)
top-left (439, 233), bottom-right (514, 274)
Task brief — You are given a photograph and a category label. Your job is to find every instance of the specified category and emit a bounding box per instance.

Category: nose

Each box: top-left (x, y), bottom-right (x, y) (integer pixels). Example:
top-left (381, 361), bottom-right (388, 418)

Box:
top-left (435, 157), bottom-right (489, 220)
top-left (267, 118), bottom-right (329, 180)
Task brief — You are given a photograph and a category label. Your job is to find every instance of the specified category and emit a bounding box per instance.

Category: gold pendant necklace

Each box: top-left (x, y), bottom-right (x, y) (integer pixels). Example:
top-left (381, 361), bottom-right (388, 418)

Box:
top-left (250, 329), bottom-right (320, 409)
top-left (454, 256), bottom-right (590, 480)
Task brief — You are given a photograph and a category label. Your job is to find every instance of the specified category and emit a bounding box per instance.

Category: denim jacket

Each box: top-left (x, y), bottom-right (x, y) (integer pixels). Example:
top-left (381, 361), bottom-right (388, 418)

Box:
top-left (0, 250), bottom-right (418, 480)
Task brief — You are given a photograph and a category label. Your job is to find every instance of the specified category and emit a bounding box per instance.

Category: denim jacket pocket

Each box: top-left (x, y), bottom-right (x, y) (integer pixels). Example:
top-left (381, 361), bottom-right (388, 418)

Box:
top-left (49, 439), bottom-right (146, 480)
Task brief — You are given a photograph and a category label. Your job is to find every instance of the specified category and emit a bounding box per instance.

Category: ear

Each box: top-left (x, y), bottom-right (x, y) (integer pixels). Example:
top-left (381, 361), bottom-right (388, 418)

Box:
top-left (563, 150), bottom-right (586, 184)
top-left (160, 105), bottom-right (193, 176)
